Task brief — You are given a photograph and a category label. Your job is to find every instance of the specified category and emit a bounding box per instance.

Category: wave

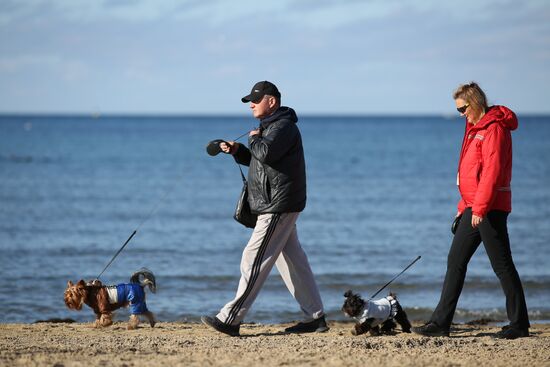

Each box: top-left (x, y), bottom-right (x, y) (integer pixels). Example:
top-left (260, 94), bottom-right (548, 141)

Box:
top-left (3, 270), bottom-right (549, 292)
top-left (0, 154), bottom-right (55, 164)
top-left (315, 273), bottom-right (550, 292)
top-left (3, 305), bottom-right (550, 325)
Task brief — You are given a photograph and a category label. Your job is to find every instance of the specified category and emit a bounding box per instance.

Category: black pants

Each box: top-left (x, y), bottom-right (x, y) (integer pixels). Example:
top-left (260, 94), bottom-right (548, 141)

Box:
top-left (430, 208), bottom-right (530, 330)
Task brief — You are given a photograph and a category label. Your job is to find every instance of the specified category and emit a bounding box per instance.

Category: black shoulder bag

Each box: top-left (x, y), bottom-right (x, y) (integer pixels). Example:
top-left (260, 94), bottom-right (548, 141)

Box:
top-left (234, 163), bottom-right (257, 229)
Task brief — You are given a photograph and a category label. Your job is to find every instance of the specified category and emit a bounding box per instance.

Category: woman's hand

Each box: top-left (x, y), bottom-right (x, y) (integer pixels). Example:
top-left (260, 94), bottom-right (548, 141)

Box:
top-left (471, 214), bottom-right (483, 228)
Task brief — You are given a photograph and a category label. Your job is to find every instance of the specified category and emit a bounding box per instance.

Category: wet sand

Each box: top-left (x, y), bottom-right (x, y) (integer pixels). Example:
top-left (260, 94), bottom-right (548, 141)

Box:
top-left (1, 321), bottom-right (549, 366)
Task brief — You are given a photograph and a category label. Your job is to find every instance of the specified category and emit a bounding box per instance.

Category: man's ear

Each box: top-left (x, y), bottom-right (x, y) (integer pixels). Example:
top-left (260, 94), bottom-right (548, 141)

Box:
top-left (268, 96), bottom-right (278, 109)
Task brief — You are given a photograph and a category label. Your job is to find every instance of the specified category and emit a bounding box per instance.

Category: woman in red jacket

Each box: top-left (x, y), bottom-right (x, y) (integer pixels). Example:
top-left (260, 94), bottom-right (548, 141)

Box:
top-left (413, 82), bottom-right (530, 339)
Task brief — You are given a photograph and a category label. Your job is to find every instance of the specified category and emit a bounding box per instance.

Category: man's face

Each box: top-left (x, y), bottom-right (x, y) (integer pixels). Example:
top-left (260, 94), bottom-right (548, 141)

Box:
top-left (250, 95), bottom-right (276, 119)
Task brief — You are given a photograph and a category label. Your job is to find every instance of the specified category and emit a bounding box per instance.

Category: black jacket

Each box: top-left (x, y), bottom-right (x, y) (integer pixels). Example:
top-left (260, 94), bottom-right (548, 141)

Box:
top-left (234, 106), bottom-right (306, 214)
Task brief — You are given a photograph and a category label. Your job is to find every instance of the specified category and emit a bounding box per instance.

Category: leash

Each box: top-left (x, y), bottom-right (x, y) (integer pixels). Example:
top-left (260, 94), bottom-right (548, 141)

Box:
top-left (98, 127), bottom-right (255, 279)
top-left (369, 256), bottom-right (421, 300)
top-left (233, 130), bottom-right (252, 141)
top-left (96, 175), bottom-right (182, 280)
top-left (231, 127), bottom-right (256, 183)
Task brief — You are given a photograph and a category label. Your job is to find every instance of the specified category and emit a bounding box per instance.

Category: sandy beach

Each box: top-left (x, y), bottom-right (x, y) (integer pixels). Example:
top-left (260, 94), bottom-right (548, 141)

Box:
top-left (1, 321), bottom-right (549, 367)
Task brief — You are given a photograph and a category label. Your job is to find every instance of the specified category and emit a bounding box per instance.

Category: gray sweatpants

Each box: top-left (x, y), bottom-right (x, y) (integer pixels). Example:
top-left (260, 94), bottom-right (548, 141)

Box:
top-left (217, 212), bottom-right (324, 326)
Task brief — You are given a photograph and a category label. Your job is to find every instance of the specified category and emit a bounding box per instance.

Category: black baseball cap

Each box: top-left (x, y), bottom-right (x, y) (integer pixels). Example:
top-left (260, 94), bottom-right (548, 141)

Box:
top-left (241, 81), bottom-right (281, 103)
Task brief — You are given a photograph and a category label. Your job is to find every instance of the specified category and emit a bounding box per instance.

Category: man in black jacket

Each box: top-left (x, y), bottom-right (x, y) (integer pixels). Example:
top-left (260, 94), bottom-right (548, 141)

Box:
top-left (201, 81), bottom-right (327, 336)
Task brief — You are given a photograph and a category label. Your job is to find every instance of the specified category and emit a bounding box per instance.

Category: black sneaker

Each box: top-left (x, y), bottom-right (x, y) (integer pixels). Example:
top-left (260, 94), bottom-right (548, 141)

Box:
top-left (285, 316), bottom-right (329, 333)
top-left (412, 322), bottom-right (450, 337)
top-left (495, 327), bottom-right (529, 339)
top-left (201, 316), bottom-right (240, 337)
top-left (500, 324), bottom-right (512, 332)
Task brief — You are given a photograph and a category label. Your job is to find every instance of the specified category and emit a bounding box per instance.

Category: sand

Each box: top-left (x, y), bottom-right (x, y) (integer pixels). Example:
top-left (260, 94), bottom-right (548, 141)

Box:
top-left (1, 321), bottom-right (549, 367)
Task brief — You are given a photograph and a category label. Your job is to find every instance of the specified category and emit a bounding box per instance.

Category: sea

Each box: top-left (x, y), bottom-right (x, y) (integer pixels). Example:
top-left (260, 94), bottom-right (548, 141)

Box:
top-left (1, 114), bottom-right (549, 325)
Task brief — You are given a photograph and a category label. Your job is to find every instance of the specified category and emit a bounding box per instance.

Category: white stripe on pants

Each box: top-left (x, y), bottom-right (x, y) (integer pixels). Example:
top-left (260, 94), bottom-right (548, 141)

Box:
top-left (217, 212), bottom-right (324, 326)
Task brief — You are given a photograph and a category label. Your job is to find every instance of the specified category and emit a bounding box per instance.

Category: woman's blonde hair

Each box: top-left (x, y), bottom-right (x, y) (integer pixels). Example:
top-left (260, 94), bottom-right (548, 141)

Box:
top-left (453, 82), bottom-right (489, 114)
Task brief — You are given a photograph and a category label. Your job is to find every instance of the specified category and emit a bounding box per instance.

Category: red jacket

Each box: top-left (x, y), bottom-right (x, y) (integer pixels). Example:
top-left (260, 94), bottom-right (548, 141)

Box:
top-left (457, 105), bottom-right (517, 217)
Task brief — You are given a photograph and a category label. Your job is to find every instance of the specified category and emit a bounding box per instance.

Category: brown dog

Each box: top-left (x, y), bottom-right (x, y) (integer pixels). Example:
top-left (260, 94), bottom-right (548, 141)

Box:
top-left (64, 268), bottom-right (156, 329)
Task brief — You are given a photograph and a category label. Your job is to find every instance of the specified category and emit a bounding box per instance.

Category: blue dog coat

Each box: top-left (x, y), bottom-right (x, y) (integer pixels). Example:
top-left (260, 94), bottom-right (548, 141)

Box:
top-left (106, 283), bottom-right (148, 314)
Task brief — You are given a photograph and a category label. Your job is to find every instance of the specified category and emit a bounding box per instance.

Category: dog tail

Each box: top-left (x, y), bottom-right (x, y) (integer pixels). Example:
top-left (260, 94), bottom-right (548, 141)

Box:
top-left (130, 268), bottom-right (156, 294)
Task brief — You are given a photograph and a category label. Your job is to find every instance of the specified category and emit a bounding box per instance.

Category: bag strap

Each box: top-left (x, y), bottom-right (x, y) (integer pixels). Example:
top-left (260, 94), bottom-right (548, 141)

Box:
top-left (235, 162), bottom-right (247, 184)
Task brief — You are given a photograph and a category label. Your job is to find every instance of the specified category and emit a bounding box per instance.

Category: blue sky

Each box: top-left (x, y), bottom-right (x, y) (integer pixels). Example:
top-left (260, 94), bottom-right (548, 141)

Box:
top-left (1, 0), bottom-right (549, 115)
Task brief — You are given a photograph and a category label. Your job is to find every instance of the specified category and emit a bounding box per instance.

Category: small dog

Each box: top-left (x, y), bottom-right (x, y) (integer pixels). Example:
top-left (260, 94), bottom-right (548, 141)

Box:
top-left (342, 290), bottom-right (411, 336)
top-left (64, 268), bottom-right (157, 330)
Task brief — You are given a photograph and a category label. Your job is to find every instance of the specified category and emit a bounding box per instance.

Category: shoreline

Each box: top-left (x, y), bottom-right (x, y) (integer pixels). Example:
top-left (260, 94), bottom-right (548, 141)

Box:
top-left (2, 321), bottom-right (549, 366)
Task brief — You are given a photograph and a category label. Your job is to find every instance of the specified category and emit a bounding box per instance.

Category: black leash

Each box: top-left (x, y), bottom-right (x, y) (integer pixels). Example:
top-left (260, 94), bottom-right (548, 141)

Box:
top-left (233, 130), bottom-right (251, 141)
top-left (96, 176), bottom-right (182, 280)
top-left (232, 127), bottom-right (255, 182)
top-left (369, 256), bottom-right (421, 300)
top-left (98, 127), bottom-right (255, 279)
top-left (99, 127), bottom-right (254, 279)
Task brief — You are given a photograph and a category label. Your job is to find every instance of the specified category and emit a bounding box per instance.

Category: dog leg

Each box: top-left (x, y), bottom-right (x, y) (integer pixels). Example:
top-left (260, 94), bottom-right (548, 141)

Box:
top-left (144, 311), bottom-right (156, 328)
top-left (369, 325), bottom-right (380, 336)
top-left (380, 319), bottom-right (396, 334)
top-left (100, 313), bottom-right (113, 327)
top-left (353, 318), bottom-right (375, 336)
top-left (128, 314), bottom-right (140, 330)
top-left (394, 304), bottom-right (412, 333)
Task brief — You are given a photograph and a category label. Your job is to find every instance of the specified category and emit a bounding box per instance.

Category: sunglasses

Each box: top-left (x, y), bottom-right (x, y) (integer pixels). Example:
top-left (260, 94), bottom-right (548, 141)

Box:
top-left (250, 95), bottom-right (268, 104)
top-left (456, 104), bottom-right (470, 114)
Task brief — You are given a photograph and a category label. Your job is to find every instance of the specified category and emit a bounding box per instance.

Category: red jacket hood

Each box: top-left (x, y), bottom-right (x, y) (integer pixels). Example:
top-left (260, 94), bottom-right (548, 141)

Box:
top-left (469, 105), bottom-right (518, 132)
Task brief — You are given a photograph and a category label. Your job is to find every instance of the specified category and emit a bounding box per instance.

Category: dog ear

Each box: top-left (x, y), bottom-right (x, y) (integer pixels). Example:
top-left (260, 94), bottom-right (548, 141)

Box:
top-left (344, 290), bottom-right (353, 298)
top-left (77, 280), bottom-right (86, 288)
top-left (67, 281), bottom-right (74, 287)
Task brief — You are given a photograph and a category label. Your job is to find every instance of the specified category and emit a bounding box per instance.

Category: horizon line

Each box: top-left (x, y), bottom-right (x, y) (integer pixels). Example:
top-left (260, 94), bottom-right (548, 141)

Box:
top-left (1, 111), bottom-right (550, 118)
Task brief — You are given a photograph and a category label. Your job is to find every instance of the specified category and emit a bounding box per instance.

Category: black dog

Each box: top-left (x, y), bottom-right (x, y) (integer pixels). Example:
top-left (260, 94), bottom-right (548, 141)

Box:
top-left (342, 290), bottom-right (411, 336)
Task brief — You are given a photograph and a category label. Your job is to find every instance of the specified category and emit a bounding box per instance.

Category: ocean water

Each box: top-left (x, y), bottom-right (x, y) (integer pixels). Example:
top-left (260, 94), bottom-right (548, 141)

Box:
top-left (1, 114), bottom-right (549, 325)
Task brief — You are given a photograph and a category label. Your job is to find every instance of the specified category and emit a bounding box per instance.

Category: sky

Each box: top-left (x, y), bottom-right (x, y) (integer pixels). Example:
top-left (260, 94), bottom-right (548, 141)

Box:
top-left (1, 0), bottom-right (549, 115)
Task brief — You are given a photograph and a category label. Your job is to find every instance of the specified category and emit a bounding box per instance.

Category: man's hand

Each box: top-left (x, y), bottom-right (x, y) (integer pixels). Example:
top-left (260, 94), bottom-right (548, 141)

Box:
top-left (220, 141), bottom-right (238, 155)
top-left (249, 129), bottom-right (260, 137)
top-left (471, 214), bottom-right (483, 228)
